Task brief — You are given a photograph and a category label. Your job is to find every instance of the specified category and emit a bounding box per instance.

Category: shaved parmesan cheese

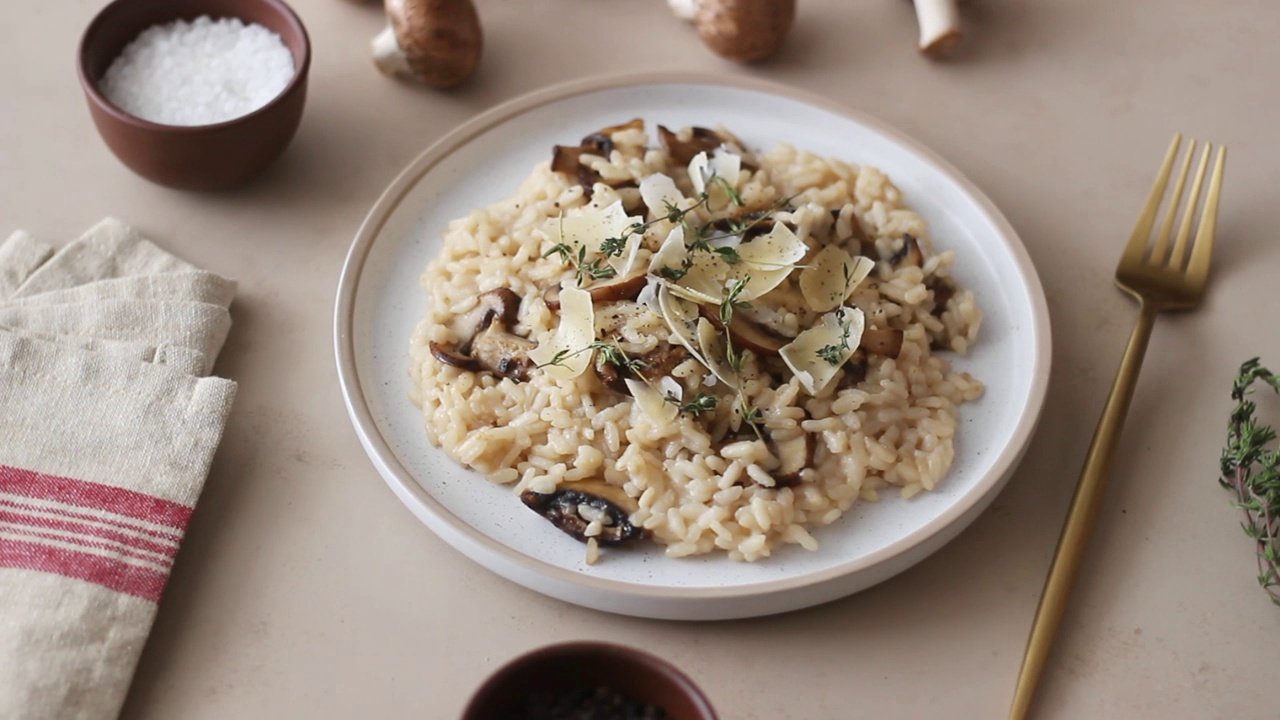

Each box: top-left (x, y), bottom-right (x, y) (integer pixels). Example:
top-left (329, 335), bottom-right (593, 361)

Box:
top-left (657, 283), bottom-right (711, 370)
top-left (648, 225), bottom-right (687, 278)
top-left (529, 287), bottom-right (596, 381)
top-left (636, 276), bottom-right (661, 312)
top-left (626, 378), bottom-right (679, 423)
top-left (674, 221), bottom-right (808, 303)
top-left (639, 173), bottom-right (684, 218)
top-left (688, 150), bottom-right (742, 210)
top-left (799, 247), bottom-right (875, 312)
top-left (696, 318), bottom-right (740, 389)
top-left (779, 307), bottom-right (865, 395)
top-left (545, 201), bottom-right (643, 276)
top-left (658, 376), bottom-right (683, 402)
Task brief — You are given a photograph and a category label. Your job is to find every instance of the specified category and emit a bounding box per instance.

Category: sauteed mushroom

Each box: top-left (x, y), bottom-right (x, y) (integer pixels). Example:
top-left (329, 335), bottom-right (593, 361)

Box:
top-left (542, 272), bottom-right (648, 311)
top-left (888, 234), bottom-right (924, 267)
top-left (595, 341), bottom-right (689, 394)
top-left (767, 431), bottom-right (812, 487)
top-left (860, 327), bottom-right (905, 359)
top-left (549, 119), bottom-right (646, 197)
top-left (697, 303), bottom-right (788, 356)
top-left (428, 288), bottom-right (535, 380)
top-left (657, 124), bottom-right (725, 165)
top-left (520, 480), bottom-right (646, 545)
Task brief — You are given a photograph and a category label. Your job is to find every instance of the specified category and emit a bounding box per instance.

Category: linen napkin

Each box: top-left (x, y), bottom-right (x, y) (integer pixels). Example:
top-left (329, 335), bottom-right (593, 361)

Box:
top-left (0, 219), bottom-right (237, 720)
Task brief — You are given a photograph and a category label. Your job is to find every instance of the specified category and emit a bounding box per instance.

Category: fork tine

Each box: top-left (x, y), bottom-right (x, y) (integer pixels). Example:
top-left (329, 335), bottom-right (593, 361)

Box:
top-left (1122, 134), bottom-right (1182, 267)
top-left (1187, 145), bottom-right (1227, 284)
top-left (1167, 143), bottom-right (1213, 269)
top-left (1148, 139), bottom-right (1196, 265)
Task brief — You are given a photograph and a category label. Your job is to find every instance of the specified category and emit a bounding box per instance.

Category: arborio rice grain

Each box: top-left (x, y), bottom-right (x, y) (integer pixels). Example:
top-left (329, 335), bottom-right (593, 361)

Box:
top-left (409, 121), bottom-right (983, 562)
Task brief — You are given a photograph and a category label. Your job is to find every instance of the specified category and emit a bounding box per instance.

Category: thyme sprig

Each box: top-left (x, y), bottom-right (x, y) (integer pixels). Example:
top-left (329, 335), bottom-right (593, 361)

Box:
top-left (543, 234), bottom-right (617, 286)
top-left (1219, 358), bottom-right (1280, 605)
top-left (816, 307), bottom-right (854, 367)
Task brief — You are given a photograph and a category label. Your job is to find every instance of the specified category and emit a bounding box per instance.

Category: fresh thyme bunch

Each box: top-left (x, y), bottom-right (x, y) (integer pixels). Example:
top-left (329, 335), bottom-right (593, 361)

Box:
top-left (1219, 358), bottom-right (1280, 605)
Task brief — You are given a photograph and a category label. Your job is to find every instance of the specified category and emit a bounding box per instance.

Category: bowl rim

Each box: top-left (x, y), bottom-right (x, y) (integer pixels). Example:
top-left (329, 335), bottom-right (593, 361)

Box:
top-left (333, 70), bottom-right (1054, 607)
top-left (76, 0), bottom-right (312, 133)
top-left (461, 641), bottom-right (718, 720)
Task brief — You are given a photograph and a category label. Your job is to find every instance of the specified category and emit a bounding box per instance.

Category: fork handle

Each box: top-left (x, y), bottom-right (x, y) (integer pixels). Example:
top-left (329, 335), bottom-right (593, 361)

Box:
top-left (1008, 301), bottom-right (1159, 720)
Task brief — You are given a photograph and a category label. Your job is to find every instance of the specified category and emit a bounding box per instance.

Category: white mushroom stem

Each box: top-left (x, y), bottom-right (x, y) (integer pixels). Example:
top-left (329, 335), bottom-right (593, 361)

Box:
top-left (371, 25), bottom-right (413, 79)
top-left (912, 0), bottom-right (962, 56)
top-left (668, 0), bottom-right (699, 22)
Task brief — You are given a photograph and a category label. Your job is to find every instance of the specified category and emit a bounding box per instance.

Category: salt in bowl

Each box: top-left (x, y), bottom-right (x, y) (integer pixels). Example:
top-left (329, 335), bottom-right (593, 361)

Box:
top-left (77, 0), bottom-right (311, 191)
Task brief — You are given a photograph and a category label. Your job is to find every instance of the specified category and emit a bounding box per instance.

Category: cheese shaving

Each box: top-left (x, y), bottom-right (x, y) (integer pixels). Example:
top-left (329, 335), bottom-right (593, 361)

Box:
top-left (779, 307), bottom-right (866, 395)
top-left (529, 287), bottom-right (596, 381)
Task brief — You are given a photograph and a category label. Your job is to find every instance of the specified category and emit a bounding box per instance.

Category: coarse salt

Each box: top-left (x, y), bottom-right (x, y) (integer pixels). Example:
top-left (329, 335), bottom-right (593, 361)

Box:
top-left (101, 15), bottom-right (295, 127)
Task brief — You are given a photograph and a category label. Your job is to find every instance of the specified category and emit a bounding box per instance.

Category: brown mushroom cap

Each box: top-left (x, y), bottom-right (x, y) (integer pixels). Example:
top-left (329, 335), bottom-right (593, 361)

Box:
top-left (695, 0), bottom-right (796, 63)
top-left (374, 0), bottom-right (483, 88)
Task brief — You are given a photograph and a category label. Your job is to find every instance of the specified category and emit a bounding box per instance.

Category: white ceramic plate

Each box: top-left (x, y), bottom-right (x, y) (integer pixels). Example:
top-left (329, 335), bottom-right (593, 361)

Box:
top-left (335, 73), bottom-right (1051, 620)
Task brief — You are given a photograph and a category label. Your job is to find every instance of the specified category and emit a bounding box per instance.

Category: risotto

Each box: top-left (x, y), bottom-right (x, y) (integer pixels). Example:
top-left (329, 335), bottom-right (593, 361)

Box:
top-left (408, 119), bottom-right (983, 562)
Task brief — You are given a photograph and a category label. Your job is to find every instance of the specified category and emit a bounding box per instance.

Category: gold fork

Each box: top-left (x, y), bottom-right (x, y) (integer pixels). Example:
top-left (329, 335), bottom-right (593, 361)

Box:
top-left (1008, 135), bottom-right (1227, 720)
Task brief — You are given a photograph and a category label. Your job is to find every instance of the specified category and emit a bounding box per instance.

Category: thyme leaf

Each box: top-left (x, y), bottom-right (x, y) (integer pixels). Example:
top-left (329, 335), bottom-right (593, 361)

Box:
top-left (675, 392), bottom-right (718, 416)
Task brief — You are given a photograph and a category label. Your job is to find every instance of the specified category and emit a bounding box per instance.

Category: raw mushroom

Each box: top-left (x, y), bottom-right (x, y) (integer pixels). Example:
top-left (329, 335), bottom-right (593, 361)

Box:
top-left (371, 0), bottom-right (482, 88)
top-left (429, 288), bottom-right (535, 380)
top-left (695, 0), bottom-right (796, 63)
top-left (911, 0), bottom-right (962, 57)
top-left (520, 480), bottom-right (647, 545)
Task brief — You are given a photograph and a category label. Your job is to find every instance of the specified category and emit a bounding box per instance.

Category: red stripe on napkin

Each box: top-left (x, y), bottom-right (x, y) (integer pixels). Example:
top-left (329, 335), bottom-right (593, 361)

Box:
top-left (0, 464), bottom-right (191, 601)
top-left (0, 499), bottom-right (182, 543)
top-left (0, 465), bottom-right (191, 530)
top-left (0, 510), bottom-right (179, 559)
top-left (0, 537), bottom-right (168, 602)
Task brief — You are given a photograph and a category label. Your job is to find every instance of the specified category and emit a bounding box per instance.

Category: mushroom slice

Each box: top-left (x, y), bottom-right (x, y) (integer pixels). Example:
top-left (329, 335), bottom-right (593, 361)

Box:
top-left (519, 480), bottom-right (646, 545)
top-left (543, 272), bottom-right (648, 311)
top-left (595, 341), bottom-right (688, 394)
top-left (697, 303), bottom-right (788, 356)
top-left (451, 288), bottom-right (521, 350)
top-left (428, 341), bottom-right (479, 371)
top-left (888, 234), bottom-right (925, 267)
top-left (658, 125), bottom-right (725, 165)
top-left (469, 319), bottom-right (537, 381)
top-left (767, 431), bottom-right (812, 487)
top-left (860, 327), bottom-right (905, 359)
top-left (581, 117), bottom-right (645, 154)
top-left (430, 287), bottom-right (525, 374)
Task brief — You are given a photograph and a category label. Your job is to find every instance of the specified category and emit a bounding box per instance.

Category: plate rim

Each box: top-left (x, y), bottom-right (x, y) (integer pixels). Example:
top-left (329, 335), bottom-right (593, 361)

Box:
top-left (334, 70), bottom-right (1053, 604)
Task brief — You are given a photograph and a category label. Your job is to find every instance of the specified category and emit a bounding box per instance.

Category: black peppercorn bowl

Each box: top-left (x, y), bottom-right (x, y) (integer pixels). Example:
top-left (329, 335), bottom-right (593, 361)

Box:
top-left (462, 642), bottom-right (717, 720)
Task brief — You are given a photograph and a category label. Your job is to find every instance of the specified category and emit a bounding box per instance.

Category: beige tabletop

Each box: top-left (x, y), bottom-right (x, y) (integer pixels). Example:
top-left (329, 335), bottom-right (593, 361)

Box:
top-left (4, 0), bottom-right (1280, 718)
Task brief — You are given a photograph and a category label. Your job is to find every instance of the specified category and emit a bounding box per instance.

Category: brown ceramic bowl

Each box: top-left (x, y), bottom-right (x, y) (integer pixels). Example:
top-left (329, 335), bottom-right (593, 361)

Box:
top-left (462, 642), bottom-right (718, 720)
top-left (77, 0), bottom-right (310, 191)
